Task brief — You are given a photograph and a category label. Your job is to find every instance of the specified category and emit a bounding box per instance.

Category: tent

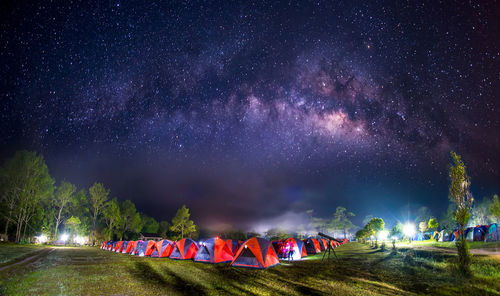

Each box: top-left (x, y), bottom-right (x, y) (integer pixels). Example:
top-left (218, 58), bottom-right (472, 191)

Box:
top-left (107, 241), bottom-right (116, 251)
top-left (231, 237), bottom-right (280, 269)
top-left (125, 241), bottom-right (137, 254)
top-left (415, 233), bottom-right (424, 241)
top-left (319, 238), bottom-right (328, 251)
top-left (430, 231), bottom-right (440, 241)
top-left (452, 230), bottom-right (461, 242)
top-left (282, 238), bottom-right (307, 260)
top-left (194, 237), bottom-right (233, 264)
top-left (465, 227), bottom-right (474, 241)
top-left (100, 241), bottom-right (107, 249)
top-left (114, 241), bottom-right (123, 252)
top-left (133, 241), bottom-right (146, 255)
top-left (225, 239), bottom-right (240, 256)
top-left (303, 238), bottom-right (321, 254)
top-left (170, 238), bottom-right (199, 260)
top-left (118, 241), bottom-right (129, 253)
top-left (151, 239), bottom-right (175, 258)
top-left (141, 240), bottom-right (158, 256)
top-left (473, 225), bottom-right (489, 241)
top-left (330, 240), bottom-right (339, 248)
top-left (488, 223), bottom-right (499, 241)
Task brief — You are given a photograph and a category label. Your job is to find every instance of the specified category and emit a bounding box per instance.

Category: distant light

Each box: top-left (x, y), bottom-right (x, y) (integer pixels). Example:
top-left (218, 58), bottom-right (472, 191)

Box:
top-left (36, 234), bottom-right (48, 243)
top-left (403, 223), bottom-right (416, 237)
top-left (378, 230), bottom-right (389, 241)
top-left (74, 236), bottom-right (85, 245)
top-left (61, 233), bottom-right (69, 242)
top-left (391, 236), bottom-right (398, 240)
top-left (244, 245), bottom-right (248, 249)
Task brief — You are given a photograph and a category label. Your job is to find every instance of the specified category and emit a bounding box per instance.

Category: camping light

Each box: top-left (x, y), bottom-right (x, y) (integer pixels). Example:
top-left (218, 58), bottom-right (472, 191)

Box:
top-left (391, 236), bottom-right (398, 241)
top-left (403, 223), bottom-right (416, 238)
top-left (61, 233), bottom-right (69, 242)
top-left (378, 230), bottom-right (389, 241)
top-left (36, 234), bottom-right (48, 243)
top-left (74, 236), bottom-right (85, 245)
top-left (244, 245), bottom-right (248, 249)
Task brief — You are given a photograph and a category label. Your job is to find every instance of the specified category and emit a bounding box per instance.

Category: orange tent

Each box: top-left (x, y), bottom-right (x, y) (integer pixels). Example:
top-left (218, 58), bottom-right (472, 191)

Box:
top-left (114, 241), bottom-right (123, 252)
top-left (125, 241), bottom-right (137, 254)
top-left (143, 240), bottom-right (157, 256)
top-left (283, 237), bottom-right (307, 260)
top-left (225, 239), bottom-right (240, 256)
top-left (194, 237), bottom-right (234, 263)
top-left (303, 238), bottom-right (321, 254)
top-left (170, 238), bottom-right (199, 260)
top-left (231, 237), bottom-right (280, 269)
top-left (151, 239), bottom-right (175, 258)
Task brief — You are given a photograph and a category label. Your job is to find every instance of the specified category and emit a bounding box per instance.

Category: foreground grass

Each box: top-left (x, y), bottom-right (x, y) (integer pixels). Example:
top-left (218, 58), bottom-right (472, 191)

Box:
top-left (0, 242), bottom-right (499, 295)
top-left (0, 242), bottom-right (46, 264)
top-left (396, 240), bottom-right (500, 250)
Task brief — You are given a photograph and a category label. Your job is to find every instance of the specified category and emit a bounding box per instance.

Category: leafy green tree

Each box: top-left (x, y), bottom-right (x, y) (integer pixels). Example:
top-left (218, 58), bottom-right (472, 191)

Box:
top-left (118, 200), bottom-right (142, 240)
top-left (159, 221), bottom-right (170, 238)
top-left (471, 197), bottom-right (494, 225)
top-left (89, 182), bottom-right (110, 245)
top-left (490, 194), bottom-right (500, 223)
top-left (365, 218), bottom-right (384, 247)
top-left (70, 189), bottom-right (92, 236)
top-left (330, 206), bottom-right (356, 239)
top-left (419, 221), bottom-right (428, 234)
top-left (448, 151), bottom-right (473, 275)
top-left (390, 222), bottom-right (403, 238)
top-left (440, 204), bottom-right (457, 231)
top-left (170, 205), bottom-right (197, 239)
top-left (141, 214), bottom-right (159, 234)
top-left (0, 151), bottom-right (55, 242)
top-left (355, 228), bottom-right (369, 243)
top-left (102, 198), bottom-right (122, 240)
top-left (53, 181), bottom-right (76, 241)
top-left (428, 218), bottom-right (438, 231)
top-left (415, 207), bottom-right (432, 227)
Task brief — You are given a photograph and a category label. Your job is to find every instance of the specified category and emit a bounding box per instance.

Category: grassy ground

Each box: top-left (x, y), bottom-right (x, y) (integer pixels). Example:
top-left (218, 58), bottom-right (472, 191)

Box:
top-left (396, 240), bottom-right (500, 250)
top-left (0, 242), bottom-right (46, 264)
top-left (0, 242), bottom-right (499, 295)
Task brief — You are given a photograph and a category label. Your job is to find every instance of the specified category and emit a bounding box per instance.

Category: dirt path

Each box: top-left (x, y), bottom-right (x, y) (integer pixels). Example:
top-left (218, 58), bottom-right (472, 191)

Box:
top-left (0, 247), bottom-right (54, 272)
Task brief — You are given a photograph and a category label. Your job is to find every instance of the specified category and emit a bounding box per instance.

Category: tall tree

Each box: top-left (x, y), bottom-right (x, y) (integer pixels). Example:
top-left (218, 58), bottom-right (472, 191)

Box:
top-left (141, 214), bottom-right (159, 234)
top-left (170, 205), bottom-right (197, 239)
top-left (490, 194), bottom-right (500, 223)
top-left (471, 196), bottom-right (495, 225)
top-left (365, 217), bottom-right (385, 247)
top-left (102, 198), bottom-right (122, 240)
top-left (0, 151), bottom-right (54, 242)
top-left (448, 151), bottom-right (473, 275)
top-left (330, 206), bottom-right (356, 239)
top-left (159, 221), bottom-right (170, 238)
top-left (65, 216), bottom-right (81, 243)
top-left (53, 181), bottom-right (76, 240)
top-left (89, 182), bottom-right (110, 245)
top-left (415, 206), bottom-right (432, 226)
top-left (439, 204), bottom-right (457, 231)
top-left (118, 200), bottom-right (142, 240)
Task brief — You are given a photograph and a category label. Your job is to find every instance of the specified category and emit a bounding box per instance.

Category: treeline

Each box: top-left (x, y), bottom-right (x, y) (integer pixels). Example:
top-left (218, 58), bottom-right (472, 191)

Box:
top-left (0, 150), bottom-right (198, 244)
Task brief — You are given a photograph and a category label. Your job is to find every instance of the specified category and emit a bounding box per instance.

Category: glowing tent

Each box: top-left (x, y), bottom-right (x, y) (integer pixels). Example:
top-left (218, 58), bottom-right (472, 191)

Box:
top-left (170, 238), bottom-right (199, 260)
top-left (231, 237), bottom-right (280, 269)
top-left (194, 237), bottom-right (234, 264)
top-left (303, 238), bottom-right (321, 254)
top-left (282, 238), bottom-right (307, 260)
top-left (151, 239), bottom-right (175, 258)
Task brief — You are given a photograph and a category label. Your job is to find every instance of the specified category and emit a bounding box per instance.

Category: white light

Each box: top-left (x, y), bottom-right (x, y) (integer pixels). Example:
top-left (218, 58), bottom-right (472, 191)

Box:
top-left (403, 223), bottom-right (416, 237)
top-left (74, 236), bottom-right (85, 245)
top-left (378, 230), bottom-right (389, 241)
top-left (36, 234), bottom-right (48, 243)
top-left (391, 236), bottom-right (398, 240)
top-left (61, 233), bottom-right (69, 242)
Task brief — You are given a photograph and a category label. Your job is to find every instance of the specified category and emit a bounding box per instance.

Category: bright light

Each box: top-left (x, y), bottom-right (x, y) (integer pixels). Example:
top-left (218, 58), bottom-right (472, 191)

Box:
top-left (403, 223), bottom-right (416, 238)
top-left (391, 236), bottom-right (398, 240)
top-left (61, 233), bottom-right (69, 242)
top-left (36, 234), bottom-right (48, 243)
top-left (378, 230), bottom-right (389, 241)
top-left (73, 236), bottom-right (85, 245)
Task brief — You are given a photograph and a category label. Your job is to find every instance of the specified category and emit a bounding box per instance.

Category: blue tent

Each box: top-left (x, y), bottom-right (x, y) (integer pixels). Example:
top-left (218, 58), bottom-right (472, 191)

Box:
top-left (488, 224), bottom-right (499, 241)
top-left (473, 226), bottom-right (488, 241)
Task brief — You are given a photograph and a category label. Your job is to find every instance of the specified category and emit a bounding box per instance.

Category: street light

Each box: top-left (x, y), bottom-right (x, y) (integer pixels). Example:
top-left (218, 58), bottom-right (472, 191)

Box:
top-left (61, 233), bottom-right (69, 242)
top-left (378, 230), bottom-right (389, 241)
top-left (403, 223), bottom-right (416, 241)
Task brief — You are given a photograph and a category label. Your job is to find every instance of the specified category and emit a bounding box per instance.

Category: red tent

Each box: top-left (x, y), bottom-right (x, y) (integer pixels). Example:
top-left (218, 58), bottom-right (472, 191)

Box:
top-left (151, 239), bottom-right (175, 258)
top-left (303, 238), bottom-right (321, 254)
top-left (143, 240), bottom-right (157, 256)
top-left (118, 241), bottom-right (129, 253)
top-left (224, 239), bottom-right (240, 256)
top-left (231, 237), bottom-right (280, 269)
top-left (282, 238), bottom-right (307, 260)
top-left (170, 238), bottom-right (199, 260)
top-left (100, 241), bottom-right (107, 249)
top-left (126, 241), bottom-right (138, 254)
top-left (319, 238), bottom-right (328, 251)
top-left (194, 237), bottom-right (233, 263)
top-left (114, 241), bottom-right (123, 252)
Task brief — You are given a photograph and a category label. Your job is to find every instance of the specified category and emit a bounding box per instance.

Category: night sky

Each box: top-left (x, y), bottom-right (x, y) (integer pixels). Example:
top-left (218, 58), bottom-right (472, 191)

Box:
top-left (1, 1), bottom-right (499, 232)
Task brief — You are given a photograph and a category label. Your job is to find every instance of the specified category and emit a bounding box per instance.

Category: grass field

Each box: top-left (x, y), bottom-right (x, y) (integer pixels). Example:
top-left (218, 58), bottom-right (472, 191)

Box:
top-left (0, 243), bottom-right (46, 265)
top-left (0, 241), bottom-right (499, 295)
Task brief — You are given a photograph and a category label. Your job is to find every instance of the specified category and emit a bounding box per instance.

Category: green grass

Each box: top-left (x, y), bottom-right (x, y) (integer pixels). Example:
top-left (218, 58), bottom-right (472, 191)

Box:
top-left (396, 240), bottom-right (500, 249)
top-left (0, 242), bottom-right (46, 264)
top-left (0, 242), bottom-right (499, 295)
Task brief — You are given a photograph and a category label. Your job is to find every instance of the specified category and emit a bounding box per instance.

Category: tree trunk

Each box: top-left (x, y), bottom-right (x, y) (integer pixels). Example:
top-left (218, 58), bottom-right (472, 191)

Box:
top-left (3, 219), bottom-right (9, 238)
top-left (54, 207), bottom-right (63, 240)
top-left (22, 220), bottom-right (28, 241)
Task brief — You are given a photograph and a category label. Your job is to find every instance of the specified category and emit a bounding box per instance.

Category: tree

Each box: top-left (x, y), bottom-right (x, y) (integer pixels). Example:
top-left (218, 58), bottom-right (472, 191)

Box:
top-left (65, 216), bottom-right (81, 243)
top-left (490, 194), bottom-right (500, 223)
top-left (53, 181), bottom-right (76, 241)
top-left (439, 204), bottom-right (457, 231)
top-left (0, 151), bottom-right (55, 242)
top-left (448, 151), bottom-right (473, 275)
top-left (390, 222), bottom-right (403, 239)
top-left (102, 198), bottom-right (122, 240)
top-left (415, 207), bottom-right (432, 226)
top-left (170, 205), bottom-right (197, 240)
top-left (355, 228), bottom-right (370, 243)
top-left (265, 227), bottom-right (289, 240)
top-left (118, 200), bottom-right (142, 240)
top-left (471, 196), bottom-right (495, 225)
top-left (89, 182), bottom-right (110, 245)
top-left (428, 218), bottom-right (438, 231)
top-left (141, 214), bottom-right (159, 234)
top-left (159, 221), bottom-right (170, 238)
top-left (330, 206), bottom-right (356, 239)
top-left (365, 218), bottom-right (385, 247)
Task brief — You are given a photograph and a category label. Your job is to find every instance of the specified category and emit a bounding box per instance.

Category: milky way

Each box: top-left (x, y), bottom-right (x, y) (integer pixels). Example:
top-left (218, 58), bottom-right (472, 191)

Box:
top-left (1, 1), bottom-right (499, 229)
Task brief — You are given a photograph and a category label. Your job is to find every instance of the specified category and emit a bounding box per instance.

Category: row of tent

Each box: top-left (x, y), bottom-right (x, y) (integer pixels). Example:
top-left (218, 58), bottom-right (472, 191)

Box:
top-left (412, 223), bottom-right (500, 242)
top-left (101, 236), bottom-right (349, 269)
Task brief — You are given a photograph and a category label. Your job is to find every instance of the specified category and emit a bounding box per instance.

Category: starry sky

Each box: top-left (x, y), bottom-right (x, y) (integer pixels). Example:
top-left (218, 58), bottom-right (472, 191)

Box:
top-left (1, 1), bottom-right (499, 232)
